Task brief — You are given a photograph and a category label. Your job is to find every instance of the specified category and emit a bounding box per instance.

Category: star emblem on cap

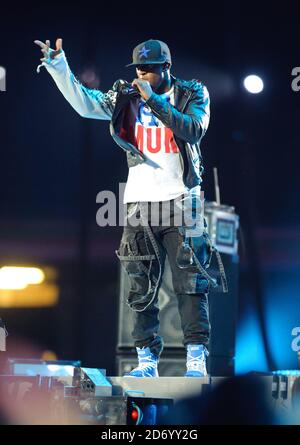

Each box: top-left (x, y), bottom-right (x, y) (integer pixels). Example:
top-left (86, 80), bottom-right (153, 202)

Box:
top-left (139, 46), bottom-right (151, 59)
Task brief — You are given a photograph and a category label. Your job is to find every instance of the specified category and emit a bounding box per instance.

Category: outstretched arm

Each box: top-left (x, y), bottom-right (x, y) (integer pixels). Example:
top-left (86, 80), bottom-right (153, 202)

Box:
top-left (34, 38), bottom-right (116, 120)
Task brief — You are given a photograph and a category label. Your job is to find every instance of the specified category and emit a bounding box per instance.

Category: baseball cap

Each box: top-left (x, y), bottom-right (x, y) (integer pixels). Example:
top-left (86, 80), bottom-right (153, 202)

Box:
top-left (126, 39), bottom-right (172, 67)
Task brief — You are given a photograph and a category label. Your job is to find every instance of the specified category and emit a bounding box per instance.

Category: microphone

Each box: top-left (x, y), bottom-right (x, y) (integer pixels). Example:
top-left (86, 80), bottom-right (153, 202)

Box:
top-left (119, 80), bottom-right (140, 97)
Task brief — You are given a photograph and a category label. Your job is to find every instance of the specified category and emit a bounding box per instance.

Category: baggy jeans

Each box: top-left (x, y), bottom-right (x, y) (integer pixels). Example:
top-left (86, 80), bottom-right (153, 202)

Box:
top-left (116, 198), bottom-right (213, 358)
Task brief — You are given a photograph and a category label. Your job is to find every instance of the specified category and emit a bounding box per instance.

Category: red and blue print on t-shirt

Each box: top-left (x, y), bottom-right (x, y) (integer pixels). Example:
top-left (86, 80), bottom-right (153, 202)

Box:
top-left (135, 101), bottom-right (179, 154)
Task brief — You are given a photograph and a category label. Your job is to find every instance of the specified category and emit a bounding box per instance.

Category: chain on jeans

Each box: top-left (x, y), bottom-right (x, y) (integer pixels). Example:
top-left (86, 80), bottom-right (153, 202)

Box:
top-left (118, 202), bottom-right (228, 312)
top-left (129, 202), bottom-right (163, 313)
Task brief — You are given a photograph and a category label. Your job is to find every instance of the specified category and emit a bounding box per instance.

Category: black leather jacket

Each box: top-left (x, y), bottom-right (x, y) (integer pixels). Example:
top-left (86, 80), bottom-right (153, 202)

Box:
top-left (109, 74), bottom-right (210, 190)
top-left (43, 53), bottom-right (209, 190)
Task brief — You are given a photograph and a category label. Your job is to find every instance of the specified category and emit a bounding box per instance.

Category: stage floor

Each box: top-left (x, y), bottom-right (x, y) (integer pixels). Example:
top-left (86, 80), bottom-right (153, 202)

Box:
top-left (108, 376), bottom-right (211, 401)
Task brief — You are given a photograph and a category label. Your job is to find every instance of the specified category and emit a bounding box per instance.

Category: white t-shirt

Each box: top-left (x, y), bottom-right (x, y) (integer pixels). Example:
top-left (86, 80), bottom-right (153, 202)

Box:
top-left (123, 86), bottom-right (187, 203)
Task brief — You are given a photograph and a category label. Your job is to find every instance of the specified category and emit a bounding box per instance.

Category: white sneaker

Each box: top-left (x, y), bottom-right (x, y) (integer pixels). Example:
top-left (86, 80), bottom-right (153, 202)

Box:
top-left (124, 347), bottom-right (159, 377)
top-left (185, 344), bottom-right (208, 377)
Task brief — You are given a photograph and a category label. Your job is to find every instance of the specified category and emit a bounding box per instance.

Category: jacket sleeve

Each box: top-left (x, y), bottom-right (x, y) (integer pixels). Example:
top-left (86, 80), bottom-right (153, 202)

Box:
top-left (40, 51), bottom-right (116, 120)
top-left (145, 83), bottom-right (210, 144)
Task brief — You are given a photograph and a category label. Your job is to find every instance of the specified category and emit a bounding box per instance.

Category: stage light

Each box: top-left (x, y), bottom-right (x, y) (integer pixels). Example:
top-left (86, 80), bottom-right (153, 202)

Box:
top-left (0, 266), bottom-right (59, 308)
top-left (243, 75), bottom-right (264, 94)
top-left (0, 266), bottom-right (45, 290)
top-left (130, 404), bottom-right (142, 423)
top-left (41, 350), bottom-right (58, 361)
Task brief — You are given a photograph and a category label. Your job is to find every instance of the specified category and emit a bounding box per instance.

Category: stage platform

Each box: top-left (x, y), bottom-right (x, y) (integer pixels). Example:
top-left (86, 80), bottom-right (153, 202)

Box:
top-left (108, 376), bottom-right (211, 401)
top-left (1, 369), bottom-right (300, 424)
top-left (106, 375), bottom-right (299, 424)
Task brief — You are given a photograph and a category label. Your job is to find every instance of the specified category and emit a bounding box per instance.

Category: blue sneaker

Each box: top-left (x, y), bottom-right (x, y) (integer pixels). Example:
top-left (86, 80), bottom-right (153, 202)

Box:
top-left (185, 344), bottom-right (208, 377)
top-left (124, 347), bottom-right (159, 377)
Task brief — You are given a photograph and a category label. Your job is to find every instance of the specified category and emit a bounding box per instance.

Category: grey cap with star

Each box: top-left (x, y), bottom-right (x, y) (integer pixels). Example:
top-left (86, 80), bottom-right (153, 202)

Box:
top-left (126, 39), bottom-right (172, 67)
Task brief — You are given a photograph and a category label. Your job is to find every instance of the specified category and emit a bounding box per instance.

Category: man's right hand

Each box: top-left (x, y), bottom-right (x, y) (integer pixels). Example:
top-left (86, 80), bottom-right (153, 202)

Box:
top-left (34, 38), bottom-right (63, 62)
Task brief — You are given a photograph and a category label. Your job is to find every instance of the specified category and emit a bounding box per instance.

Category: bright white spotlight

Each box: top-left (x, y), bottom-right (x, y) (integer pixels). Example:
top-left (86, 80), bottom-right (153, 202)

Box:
top-left (243, 75), bottom-right (264, 94)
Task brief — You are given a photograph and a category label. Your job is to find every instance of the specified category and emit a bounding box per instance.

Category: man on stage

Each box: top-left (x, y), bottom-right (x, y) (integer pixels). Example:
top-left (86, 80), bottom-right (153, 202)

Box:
top-left (34, 37), bottom-right (222, 377)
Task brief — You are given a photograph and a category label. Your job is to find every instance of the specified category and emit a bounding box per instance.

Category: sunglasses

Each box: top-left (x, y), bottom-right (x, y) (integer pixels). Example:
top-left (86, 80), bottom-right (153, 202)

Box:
top-left (135, 64), bottom-right (163, 72)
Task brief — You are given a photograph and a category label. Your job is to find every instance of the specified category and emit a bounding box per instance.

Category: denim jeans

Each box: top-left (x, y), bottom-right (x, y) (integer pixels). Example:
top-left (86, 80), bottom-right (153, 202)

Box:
top-left (116, 198), bottom-right (212, 358)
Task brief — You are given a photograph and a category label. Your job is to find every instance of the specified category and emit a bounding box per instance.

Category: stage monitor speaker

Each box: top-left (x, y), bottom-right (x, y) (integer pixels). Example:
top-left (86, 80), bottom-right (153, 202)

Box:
top-left (117, 252), bottom-right (239, 375)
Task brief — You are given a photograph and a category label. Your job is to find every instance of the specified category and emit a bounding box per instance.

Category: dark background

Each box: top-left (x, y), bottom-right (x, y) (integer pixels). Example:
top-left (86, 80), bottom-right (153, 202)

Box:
top-left (0, 2), bottom-right (299, 374)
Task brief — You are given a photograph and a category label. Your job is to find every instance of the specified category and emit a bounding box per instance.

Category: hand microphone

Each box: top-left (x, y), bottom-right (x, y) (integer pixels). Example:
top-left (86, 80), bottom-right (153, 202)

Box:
top-left (119, 80), bottom-right (140, 97)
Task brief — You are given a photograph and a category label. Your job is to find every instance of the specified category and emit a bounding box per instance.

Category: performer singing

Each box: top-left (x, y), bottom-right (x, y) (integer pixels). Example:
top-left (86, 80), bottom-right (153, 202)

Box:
top-left (34, 38), bottom-right (226, 377)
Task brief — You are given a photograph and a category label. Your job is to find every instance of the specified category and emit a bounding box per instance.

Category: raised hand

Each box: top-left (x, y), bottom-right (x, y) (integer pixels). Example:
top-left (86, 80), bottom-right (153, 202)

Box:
top-left (34, 38), bottom-right (63, 63)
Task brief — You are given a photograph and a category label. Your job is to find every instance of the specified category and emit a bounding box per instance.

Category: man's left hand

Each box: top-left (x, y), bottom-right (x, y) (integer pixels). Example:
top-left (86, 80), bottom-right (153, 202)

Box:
top-left (132, 79), bottom-right (153, 101)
